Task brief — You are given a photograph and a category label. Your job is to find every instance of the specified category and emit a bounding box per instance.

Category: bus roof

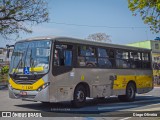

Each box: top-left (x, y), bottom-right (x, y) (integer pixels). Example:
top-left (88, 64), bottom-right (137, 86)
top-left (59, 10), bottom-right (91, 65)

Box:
top-left (17, 36), bottom-right (151, 52)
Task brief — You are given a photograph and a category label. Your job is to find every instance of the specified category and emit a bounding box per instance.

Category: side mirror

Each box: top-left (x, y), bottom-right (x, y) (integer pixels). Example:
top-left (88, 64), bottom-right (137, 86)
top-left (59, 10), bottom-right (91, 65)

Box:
top-left (6, 44), bottom-right (14, 58)
top-left (7, 49), bottom-right (10, 58)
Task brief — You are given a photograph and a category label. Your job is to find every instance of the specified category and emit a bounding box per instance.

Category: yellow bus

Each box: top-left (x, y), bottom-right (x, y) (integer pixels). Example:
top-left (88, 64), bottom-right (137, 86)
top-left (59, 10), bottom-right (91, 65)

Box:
top-left (8, 36), bottom-right (153, 107)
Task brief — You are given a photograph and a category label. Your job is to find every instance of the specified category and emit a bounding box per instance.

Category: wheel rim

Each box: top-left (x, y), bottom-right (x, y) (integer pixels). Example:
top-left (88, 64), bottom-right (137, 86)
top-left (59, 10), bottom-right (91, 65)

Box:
top-left (127, 86), bottom-right (134, 98)
top-left (76, 90), bottom-right (85, 102)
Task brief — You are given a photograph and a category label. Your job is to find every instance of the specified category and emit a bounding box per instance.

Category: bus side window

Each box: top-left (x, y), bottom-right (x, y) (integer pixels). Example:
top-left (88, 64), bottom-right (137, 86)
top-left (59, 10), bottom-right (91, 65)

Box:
top-left (78, 45), bottom-right (97, 67)
top-left (54, 44), bottom-right (73, 67)
top-left (116, 50), bottom-right (130, 69)
top-left (97, 48), bottom-right (113, 68)
top-left (130, 52), bottom-right (142, 69)
top-left (142, 52), bottom-right (150, 69)
top-left (64, 50), bottom-right (72, 66)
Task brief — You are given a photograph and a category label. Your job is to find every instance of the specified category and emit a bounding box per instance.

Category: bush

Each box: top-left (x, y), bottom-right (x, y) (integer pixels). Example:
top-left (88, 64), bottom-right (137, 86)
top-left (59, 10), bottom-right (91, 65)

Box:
top-left (1, 66), bottom-right (9, 75)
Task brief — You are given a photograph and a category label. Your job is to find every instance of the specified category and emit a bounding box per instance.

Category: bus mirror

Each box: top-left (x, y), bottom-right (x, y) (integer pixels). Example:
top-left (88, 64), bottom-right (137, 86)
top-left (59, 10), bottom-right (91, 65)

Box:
top-left (7, 49), bottom-right (10, 58)
top-left (6, 44), bottom-right (14, 58)
top-left (6, 44), bottom-right (10, 58)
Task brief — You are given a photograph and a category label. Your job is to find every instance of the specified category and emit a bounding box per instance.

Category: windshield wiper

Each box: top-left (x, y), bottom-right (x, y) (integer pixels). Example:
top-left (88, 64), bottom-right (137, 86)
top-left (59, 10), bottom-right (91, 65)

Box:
top-left (30, 49), bottom-right (34, 67)
top-left (29, 49), bottom-right (35, 74)
top-left (13, 44), bottom-right (30, 76)
top-left (12, 52), bottom-right (24, 76)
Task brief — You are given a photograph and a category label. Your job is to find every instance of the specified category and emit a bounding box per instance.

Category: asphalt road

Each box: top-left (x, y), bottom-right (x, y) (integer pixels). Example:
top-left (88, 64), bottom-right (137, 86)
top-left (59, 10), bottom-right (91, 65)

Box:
top-left (1, 87), bottom-right (160, 120)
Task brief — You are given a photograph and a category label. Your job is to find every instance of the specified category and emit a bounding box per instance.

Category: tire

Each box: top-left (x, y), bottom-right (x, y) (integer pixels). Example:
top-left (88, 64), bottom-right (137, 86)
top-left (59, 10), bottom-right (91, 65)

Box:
top-left (118, 82), bottom-right (136, 102)
top-left (72, 85), bottom-right (86, 108)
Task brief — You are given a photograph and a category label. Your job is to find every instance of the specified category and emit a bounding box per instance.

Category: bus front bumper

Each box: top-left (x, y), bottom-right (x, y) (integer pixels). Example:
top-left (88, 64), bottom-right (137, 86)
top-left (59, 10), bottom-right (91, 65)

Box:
top-left (8, 85), bottom-right (50, 102)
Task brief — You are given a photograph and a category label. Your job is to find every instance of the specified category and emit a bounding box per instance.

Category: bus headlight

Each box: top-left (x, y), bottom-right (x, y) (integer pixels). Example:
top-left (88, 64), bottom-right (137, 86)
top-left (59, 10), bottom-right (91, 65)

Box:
top-left (9, 84), bottom-right (13, 90)
top-left (37, 82), bottom-right (50, 92)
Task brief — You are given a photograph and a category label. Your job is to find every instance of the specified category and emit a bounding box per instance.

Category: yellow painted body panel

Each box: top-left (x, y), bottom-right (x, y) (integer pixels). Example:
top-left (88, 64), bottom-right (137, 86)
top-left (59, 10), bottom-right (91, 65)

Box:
top-left (9, 78), bottom-right (45, 90)
top-left (113, 75), bottom-right (153, 90)
top-left (30, 66), bottom-right (44, 72)
top-left (12, 66), bottom-right (44, 73)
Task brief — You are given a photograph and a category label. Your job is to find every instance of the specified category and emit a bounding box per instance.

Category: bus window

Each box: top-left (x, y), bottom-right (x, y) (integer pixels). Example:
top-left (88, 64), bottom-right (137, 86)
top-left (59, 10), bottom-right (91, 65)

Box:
top-left (116, 50), bottom-right (130, 69)
top-left (98, 48), bottom-right (109, 57)
top-left (97, 48), bottom-right (113, 68)
top-left (142, 53), bottom-right (149, 61)
top-left (130, 52), bottom-right (142, 69)
top-left (54, 44), bottom-right (73, 66)
top-left (142, 52), bottom-right (151, 69)
top-left (130, 52), bottom-right (141, 61)
top-left (64, 50), bottom-right (72, 66)
top-left (78, 46), bottom-right (97, 67)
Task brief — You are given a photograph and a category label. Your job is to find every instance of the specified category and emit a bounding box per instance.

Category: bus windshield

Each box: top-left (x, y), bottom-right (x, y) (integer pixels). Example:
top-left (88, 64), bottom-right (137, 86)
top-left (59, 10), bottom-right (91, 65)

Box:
top-left (9, 40), bottom-right (51, 75)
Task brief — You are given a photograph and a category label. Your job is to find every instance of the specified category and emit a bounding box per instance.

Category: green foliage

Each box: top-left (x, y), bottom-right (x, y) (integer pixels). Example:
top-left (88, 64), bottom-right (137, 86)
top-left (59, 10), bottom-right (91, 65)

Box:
top-left (0, 0), bottom-right (49, 39)
top-left (128, 0), bottom-right (160, 33)
top-left (1, 66), bottom-right (9, 75)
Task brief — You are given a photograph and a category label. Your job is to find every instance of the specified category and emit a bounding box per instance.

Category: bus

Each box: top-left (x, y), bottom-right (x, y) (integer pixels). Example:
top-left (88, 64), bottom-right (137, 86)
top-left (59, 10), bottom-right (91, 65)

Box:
top-left (8, 36), bottom-right (153, 107)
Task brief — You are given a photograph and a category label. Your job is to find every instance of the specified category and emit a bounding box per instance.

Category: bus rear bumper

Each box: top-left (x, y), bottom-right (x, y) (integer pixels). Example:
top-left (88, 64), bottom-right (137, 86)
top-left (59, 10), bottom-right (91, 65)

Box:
top-left (8, 85), bottom-right (50, 102)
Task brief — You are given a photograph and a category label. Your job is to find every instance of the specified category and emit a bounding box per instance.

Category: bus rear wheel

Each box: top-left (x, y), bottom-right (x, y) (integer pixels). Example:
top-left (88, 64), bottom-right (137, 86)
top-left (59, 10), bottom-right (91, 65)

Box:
top-left (118, 82), bottom-right (136, 102)
top-left (72, 85), bottom-right (86, 108)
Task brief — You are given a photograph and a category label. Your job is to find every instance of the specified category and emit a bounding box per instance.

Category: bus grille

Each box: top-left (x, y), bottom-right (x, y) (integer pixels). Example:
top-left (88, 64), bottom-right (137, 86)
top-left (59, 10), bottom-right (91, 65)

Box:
top-left (13, 79), bottom-right (37, 85)
top-left (15, 94), bottom-right (36, 99)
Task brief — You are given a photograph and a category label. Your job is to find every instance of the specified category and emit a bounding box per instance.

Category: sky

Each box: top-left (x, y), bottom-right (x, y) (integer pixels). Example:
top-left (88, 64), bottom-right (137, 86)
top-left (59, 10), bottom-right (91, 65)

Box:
top-left (0, 0), bottom-right (159, 47)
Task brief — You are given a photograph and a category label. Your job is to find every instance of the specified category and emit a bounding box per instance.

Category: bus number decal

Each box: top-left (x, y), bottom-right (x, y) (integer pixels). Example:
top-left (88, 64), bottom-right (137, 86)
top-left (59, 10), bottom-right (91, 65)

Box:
top-left (26, 86), bottom-right (33, 90)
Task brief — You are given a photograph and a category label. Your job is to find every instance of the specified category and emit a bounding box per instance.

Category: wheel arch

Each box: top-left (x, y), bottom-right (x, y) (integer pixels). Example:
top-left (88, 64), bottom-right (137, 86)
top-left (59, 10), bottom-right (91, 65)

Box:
top-left (74, 82), bottom-right (90, 97)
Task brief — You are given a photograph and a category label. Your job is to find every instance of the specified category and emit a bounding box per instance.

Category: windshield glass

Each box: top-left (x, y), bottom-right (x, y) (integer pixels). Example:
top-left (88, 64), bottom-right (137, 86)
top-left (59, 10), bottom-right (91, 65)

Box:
top-left (9, 40), bottom-right (51, 75)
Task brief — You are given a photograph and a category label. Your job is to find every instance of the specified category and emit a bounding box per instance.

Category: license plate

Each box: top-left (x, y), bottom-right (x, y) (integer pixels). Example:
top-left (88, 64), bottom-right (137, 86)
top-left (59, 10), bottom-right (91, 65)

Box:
top-left (20, 91), bottom-right (27, 96)
top-left (21, 85), bottom-right (33, 90)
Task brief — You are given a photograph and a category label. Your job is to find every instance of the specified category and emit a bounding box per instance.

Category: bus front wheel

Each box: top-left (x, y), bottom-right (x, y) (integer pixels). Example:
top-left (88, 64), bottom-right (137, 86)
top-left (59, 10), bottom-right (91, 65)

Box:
top-left (72, 85), bottom-right (86, 108)
top-left (118, 82), bottom-right (136, 102)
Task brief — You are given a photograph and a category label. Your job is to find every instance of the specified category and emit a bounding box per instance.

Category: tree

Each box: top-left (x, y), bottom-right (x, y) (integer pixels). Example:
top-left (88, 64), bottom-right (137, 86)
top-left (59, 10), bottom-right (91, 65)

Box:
top-left (1, 65), bottom-right (9, 75)
top-left (87, 33), bottom-right (111, 43)
top-left (128, 0), bottom-right (160, 33)
top-left (0, 0), bottom-right (49, 39)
